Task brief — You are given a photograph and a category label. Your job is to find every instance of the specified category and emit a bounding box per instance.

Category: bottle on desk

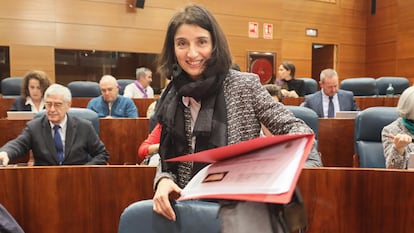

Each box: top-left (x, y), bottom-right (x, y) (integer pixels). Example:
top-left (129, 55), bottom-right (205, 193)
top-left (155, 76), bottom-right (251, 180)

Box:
top-left (386, 83), bottom-right (395, 96)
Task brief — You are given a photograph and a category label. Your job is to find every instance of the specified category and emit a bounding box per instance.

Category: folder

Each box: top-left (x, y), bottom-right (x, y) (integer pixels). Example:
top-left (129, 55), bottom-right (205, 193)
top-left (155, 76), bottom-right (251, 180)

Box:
top-left (166, 134), bottom-right (314, 204)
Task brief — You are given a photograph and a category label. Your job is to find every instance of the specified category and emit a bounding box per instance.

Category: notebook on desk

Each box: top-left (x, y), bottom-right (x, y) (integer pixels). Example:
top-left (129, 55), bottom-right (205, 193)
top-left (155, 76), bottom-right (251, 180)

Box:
top-left (7, 111), bottom-right (35, 120)
top-left (335, 111), bottom-right (360, 119)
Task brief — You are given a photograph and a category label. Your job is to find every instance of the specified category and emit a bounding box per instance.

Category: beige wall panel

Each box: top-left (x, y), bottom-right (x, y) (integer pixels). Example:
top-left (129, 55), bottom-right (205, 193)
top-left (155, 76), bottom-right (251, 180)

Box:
top-left (190, 0), bottom-right (283, 20)
top-left (281, 40), bottom-right (312, 60)
top-left (396, 59), bottom-right (414, 83)
top-left (340, 0), bottom-right (368, 11)
top-left (55, 1), bottom-right (174, 31)
top-left (0, 20), bottom-right (56, 46)
top-left (335, 63), bottom-right (366, 80)
top-left (366, 42), bottom-right (396, 62)
top-left (366, 24), bottom-right (397, 44)
top-left (337, 44), bottom-right (366, 63)
top-left (366, 61), bottom-right (397, 78)
top-left (397, 36), bottom-right (414, 60)
top-left (0, 0), bottom-right (55, 21)
top-left (10, 45), bottom-right (55, 81)
top-left (55, 24), bottom-right (165, 53)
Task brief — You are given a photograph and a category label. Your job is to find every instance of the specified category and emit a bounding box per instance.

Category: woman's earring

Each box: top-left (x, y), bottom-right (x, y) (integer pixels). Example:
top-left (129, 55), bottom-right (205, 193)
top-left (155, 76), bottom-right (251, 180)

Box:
top-left (172, 63), bottom-right (182, 78)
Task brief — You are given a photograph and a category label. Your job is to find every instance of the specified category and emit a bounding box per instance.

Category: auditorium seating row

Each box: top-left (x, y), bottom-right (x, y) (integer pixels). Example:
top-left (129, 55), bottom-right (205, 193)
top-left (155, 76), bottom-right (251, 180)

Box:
top-left (0, 166), bottom-right (412, 233)
top-left (0, 97), bottom-right (156, 118)
top-left (0, 77), bottom-right (136, 98)
top-left (0, 106), bottom-right (399, 168)
top-left (340, 76), bottom-right (410, 96)
top-left (280, 76), bottom-right (410, 96)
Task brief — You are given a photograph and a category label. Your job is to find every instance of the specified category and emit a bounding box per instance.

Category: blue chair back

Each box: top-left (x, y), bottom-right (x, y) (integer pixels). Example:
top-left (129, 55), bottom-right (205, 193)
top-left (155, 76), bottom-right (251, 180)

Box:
top-left (67, 81), bottom-right (101, 97)
top-left (376, 76), bottom-right (410, 95)
top-left (1, 77), bottom-right (23, 98)
top-left (285, 105), bottom-right (319, 138)
top-left (35, 108), bottom-right (100, 134)
top-left (354, 107), bottom-right (398, 168)
top-left (340, 77), bottom-right (378, 96)
top-left (119, 200), bottom-right (220, 233)
top-left (296, 78), bottom-right (318, 95)
top-left (117, 79), bottom-right (135, 95)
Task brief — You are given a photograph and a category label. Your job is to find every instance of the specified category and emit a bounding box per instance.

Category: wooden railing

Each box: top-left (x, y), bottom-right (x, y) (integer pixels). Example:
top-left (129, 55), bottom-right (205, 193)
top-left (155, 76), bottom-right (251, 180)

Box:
top-left (1, 167), bottom-right (412, 233)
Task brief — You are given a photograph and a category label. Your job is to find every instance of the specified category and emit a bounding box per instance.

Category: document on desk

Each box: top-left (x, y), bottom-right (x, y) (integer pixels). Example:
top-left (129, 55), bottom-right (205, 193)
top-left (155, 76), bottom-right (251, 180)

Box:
top-left (166, 134), bottom-right (314, 204)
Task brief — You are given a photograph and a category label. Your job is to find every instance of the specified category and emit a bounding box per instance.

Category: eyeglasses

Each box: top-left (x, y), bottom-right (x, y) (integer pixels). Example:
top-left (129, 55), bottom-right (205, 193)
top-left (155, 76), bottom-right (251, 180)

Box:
top-left (45, 102), bottom-right (64, 109)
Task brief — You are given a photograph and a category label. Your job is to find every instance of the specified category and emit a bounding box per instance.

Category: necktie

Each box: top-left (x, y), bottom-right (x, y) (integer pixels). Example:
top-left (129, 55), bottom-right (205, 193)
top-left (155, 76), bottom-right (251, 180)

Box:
top-left (328, 96), bottom-right (335, 118)
top-left (53, 125), bottom-right (64, 164)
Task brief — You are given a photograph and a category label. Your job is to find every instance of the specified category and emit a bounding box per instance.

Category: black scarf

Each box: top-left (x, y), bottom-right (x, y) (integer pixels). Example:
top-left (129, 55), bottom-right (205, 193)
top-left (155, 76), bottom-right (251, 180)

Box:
top-left (155, 69), bottom-right (228, 175)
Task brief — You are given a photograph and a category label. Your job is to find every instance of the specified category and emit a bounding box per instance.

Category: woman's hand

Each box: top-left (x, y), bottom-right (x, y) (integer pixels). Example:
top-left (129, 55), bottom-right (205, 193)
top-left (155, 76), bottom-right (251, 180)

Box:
top-left (281, 89), bottom-right (299, 98)
top-left (390, 133), bottom-right (412, 155)
top-left (153, 178), bottom-right (182, 221)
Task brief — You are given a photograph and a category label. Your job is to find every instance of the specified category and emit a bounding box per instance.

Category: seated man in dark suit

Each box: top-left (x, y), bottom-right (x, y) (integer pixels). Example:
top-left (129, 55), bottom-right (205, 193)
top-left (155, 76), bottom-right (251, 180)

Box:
top-left (302, 68), bottom-right (359, 118)
top-left (0, 84), bottom-right (109, 166)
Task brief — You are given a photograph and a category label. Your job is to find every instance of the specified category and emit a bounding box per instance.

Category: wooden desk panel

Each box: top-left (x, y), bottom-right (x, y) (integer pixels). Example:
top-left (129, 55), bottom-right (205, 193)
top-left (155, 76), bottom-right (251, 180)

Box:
top-left (318, 118), bottom-right (355, 167)
top-left (100, 118), bottom-right (149, 165)
top-left (0, 98), bottom-right (16, 119)
top-left (0, 166), bottom-right (156, 233)
top-left (0, 118), bottom-right (149, 165)
top-left (1, 167), bottom-right (413, 233)
top-left (298, 168), bottom-right (414, 233)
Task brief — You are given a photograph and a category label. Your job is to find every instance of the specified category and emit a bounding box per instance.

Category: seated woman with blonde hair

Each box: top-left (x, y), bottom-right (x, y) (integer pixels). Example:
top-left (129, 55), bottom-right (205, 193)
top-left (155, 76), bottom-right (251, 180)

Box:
top-left (382, 86), bottom-right (414, 169)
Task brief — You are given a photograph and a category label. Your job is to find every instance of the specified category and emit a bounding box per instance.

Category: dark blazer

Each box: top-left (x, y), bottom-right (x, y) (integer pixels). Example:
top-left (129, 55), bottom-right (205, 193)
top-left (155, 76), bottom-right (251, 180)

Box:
top-left (286, 79), bottom-right (305, 97)
top-left (0, 115), bottom-right (109, 165)
top-left (10, 97), bottom-right (32, 111)
top-left (302, 89), bottom-right (360, 117)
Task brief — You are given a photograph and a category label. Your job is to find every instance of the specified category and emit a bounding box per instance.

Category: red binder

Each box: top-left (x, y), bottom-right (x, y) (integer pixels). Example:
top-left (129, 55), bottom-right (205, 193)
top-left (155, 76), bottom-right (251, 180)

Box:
top-left (167, 134), bottom-right (314, 204)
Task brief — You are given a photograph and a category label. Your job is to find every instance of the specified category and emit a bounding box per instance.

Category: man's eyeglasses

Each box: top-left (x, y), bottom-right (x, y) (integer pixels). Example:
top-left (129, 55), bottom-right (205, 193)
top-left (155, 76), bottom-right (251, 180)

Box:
top-left (45, 102), bottom-right (64, 109)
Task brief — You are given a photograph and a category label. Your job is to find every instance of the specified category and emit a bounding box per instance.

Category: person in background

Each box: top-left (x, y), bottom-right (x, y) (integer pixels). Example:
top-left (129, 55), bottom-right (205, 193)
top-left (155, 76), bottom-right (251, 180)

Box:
top-left (302, 68), bottom-right (359, 118)
top-left (275, 61), bottom-right (305, 98)
top-left (10, 70), bottom-right (51, 112)
top-left (87, 75), bottom-right (138, 118)
top-left (382, 86), bottom-right (414, 169)
top-left (261, 84), bottom-right (283, 136)
top-left (263, 84), bottom-right (283, 103)
top-left (0, 84), bottom-right (109, 166)
top-left (123, 67), bottom-right (154, 98)
top-left (138, 123), bottom-right (161, 166)
top-left (122, 4), bottom-right (322, 228)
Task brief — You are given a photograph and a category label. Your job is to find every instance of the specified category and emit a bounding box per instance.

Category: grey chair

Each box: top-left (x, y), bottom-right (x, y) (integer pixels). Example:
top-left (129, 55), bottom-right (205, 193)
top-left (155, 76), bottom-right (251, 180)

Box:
top-left (1, 77), bottom-right (23, 98)
top-left (375, 76), bottom-right (410, 95)
top-left (35, 107), bottom-right (100, 134)
top-left (117, 79), bottom-right (135, 95)
top-left (340, 77), bottom-right (378, 96)
top-left (296, 78), bottom-right (318, 95)
top-left (67, 81), bottom-right (101, 97)
top-left (354, 107), bottom-right (398, 168)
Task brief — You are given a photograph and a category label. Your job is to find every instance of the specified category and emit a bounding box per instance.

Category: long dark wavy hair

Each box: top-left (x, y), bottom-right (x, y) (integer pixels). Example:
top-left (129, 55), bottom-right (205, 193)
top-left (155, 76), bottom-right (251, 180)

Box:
top-left (157, 4), bottom-right (232, 80)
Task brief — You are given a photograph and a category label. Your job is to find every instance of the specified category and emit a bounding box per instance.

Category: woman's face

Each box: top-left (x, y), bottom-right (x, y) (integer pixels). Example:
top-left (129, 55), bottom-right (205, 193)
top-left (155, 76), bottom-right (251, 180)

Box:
top-left (278, 65), bottom-right (292, 80)
top-left (174, 24), bottom-right (212, 80)
top-left (28, 78), bottom-right (43, 101)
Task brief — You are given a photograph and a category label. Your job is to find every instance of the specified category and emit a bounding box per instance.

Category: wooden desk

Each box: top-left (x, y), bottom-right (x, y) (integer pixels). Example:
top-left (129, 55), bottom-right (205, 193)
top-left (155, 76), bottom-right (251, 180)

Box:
top-left (298, 168), bottom-right (414, 233)
top-left (0, 118), bottom-right (149, 165)
top-left (318, 118), bottom-right (355, 167)
top-left (0, 97), bottom-right (157, 118)
top-left (1, 167), bottom-right (412, 233)
top-left (0, 165), bottom-right (156, 233)
top-left (100, 118), bottom-right (149, 165)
